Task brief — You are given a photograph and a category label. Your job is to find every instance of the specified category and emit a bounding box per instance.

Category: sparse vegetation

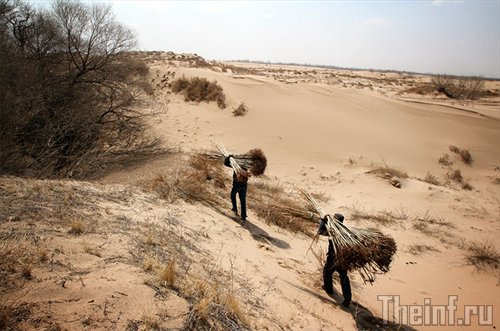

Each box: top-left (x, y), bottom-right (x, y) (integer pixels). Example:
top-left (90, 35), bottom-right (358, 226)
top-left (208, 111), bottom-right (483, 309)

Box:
top-left (406, 244), bottom-right (440, 255)
top-left (158, 259), bottom-right (176, 288)
top-left (446, 168), bottom-right (473, 190)
top-left (438, 154), bottom-right (453, 166)
top-left (68, 219), bottom-right (85, 235)
top-left (449, 145), bottom-right (473, 165)
top-left (432, 75), bottom-right (485, 100)
top-left (170, 76), bottom-right (227, 109)
top-left (152, 154), bottom-right (318, 235)
top-left (465, 241), bottom-right (499, 270)
top-left (349, 207), bottom-right (408, 225)
top-left (421, 172), bottom-right (441, 186)
top-left (368, 162), bottom-right (409, 180)
top-left (233, 102), bottom-right (249, 117)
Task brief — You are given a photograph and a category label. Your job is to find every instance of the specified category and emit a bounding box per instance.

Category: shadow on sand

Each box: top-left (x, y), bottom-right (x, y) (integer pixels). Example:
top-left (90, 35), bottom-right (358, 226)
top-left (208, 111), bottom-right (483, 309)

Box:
top-left (213, 206), bottom-right (290, 249)
top-left (283, 280), bottom-right (418, 331)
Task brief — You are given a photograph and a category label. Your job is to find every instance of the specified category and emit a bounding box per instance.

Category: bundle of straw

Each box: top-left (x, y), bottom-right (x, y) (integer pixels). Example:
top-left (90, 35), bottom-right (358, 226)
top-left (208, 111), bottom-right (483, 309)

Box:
top-left (299, 190), bottom-right (397, 283)
top-left (206, 144), bottom-right (267, 179)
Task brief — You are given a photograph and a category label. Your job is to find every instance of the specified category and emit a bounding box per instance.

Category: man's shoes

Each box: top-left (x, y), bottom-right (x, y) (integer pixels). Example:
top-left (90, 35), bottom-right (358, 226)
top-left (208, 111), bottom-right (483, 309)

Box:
top-left (321, 285), bottom-right (334, 295)
top-left (341, 300), bottom-right (350, 308)
top-left (232, 209), bottom-right (238, 216)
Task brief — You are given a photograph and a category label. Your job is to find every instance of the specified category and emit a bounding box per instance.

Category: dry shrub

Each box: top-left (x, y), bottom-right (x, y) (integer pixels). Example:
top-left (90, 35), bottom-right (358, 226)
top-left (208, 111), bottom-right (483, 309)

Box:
top-left (158, 258), bottom-right (176, 287)
top-left (432, 75), bottom-right (485, 100)
top-left (349, 207), bottom-right (408, 225)
top-left (183, 278), bottom-right (249, 330)
top-left (447, 169), bottom-right (463, 183)
top-left (233, 102), bottom-right (249, 117)
top-left (422, 172), bottom-right (441, 186)
top-left (466, 241), bottom-right (499, 270)
top-left (368, 162), bottom-right (408, 180)
top-left (438, 153), bottom-right (453, 166)
top-left (449, 145), bottom-right (473, 165)
top-left (407, 244), bottom-right (439, 255)
top-left (170, 76), bottom-right (227, 109)
top-left (68, 219), bottom-right (85, 235)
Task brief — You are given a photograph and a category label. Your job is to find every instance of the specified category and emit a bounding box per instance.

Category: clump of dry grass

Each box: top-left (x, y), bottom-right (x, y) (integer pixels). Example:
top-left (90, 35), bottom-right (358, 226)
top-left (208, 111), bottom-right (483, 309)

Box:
top-left (367, 161), bottom-right (408, 188)
top-left (233, 102), bottom-right (249, 117)
top-left (421, 172), bottom-right (441, 186)
top-left (438, 153), bottom-right (453, 166)
top-left (406, 244), bottom-right (440, 255)
top-left (465, 241), bottom-right (499, 270)
top-left (68, 219), bottom-right (85, 235)
top-left (446, 169), bottom-right (473, 190)
top-left (158, 259), bottom-right (176, 288)
top-left (183, 277), bottom-right (249, 330)
top-left (170, 76), bottom-right (227, 109)
top-left (349, 207), bottom-right (408, 225)
top-left (449, 145), bottom-right (473, 165)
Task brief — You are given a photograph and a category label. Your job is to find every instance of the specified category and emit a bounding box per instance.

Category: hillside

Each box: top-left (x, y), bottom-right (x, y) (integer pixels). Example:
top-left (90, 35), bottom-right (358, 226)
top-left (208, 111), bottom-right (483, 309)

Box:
top-left (1, 52), bottom-right (499, 330)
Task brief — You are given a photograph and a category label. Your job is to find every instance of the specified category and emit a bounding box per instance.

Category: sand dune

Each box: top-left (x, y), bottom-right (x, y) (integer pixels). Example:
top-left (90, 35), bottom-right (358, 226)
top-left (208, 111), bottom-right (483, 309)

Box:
top-left (1, 53), bottom-right (499, 330)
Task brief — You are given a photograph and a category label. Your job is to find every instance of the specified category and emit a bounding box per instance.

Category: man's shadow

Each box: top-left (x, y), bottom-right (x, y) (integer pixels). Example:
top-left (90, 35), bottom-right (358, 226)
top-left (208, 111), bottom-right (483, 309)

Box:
top-left (213, 205), bottom-right (290, 249)
top-left (283, 280), bottom-right (418, 331)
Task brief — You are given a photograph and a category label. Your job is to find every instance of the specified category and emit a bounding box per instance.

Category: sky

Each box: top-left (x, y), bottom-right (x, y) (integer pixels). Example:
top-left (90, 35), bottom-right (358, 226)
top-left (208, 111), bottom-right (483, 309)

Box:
top-left (29, 0), bottom-right (500, 78)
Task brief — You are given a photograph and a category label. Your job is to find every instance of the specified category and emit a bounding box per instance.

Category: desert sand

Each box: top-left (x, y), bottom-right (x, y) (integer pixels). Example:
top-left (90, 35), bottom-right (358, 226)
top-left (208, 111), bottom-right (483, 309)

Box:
top-left (1, 52), bottom-right (499, 330)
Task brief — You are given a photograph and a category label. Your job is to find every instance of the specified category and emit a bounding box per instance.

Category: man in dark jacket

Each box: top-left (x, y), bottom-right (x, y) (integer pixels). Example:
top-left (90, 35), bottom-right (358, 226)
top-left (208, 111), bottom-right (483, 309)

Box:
top-left (318, 213), bottom-right (351, 308)
top-left (224, 156), bottom-right (248, 224)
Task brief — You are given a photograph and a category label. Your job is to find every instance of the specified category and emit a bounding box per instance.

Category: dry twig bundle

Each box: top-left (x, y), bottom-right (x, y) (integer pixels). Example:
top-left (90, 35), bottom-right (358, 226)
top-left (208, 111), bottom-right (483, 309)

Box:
top-left (206, 144), bottom-right (267, 179)
top-left (299, 190), bottom-right (397, 283)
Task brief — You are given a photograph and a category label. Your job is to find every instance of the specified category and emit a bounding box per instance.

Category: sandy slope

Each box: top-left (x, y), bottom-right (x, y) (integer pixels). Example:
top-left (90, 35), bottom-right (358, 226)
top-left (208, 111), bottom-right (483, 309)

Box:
top-left (142, 59), bottom-right (500, 330)
top-left (2, 55), bottom-right (499, 331)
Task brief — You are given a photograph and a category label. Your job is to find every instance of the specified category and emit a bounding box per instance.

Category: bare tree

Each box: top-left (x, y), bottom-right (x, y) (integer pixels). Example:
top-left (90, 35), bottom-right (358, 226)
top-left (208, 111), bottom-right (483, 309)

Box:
top-left (0, 0), bottom-right (156, 178)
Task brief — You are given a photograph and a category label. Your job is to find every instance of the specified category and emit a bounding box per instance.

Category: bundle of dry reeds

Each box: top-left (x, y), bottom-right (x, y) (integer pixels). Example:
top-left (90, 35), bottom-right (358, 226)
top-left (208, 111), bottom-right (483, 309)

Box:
top-left (206, 144), bottom-right (267, 179)
top-left (299, 191), bottom-right (397, 283)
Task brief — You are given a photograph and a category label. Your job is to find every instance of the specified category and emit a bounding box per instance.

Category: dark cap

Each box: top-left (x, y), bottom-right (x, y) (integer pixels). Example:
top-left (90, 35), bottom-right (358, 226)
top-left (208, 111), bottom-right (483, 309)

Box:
top-left (334, 213), bottom-right (344, 223)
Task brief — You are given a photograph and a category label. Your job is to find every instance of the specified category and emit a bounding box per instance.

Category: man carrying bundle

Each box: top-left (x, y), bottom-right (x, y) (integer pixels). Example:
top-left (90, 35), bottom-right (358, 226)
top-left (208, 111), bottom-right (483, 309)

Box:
top-left (224, 155), bottom-right (248, 224)
top-left (318, 213), bottom-right (352, 308)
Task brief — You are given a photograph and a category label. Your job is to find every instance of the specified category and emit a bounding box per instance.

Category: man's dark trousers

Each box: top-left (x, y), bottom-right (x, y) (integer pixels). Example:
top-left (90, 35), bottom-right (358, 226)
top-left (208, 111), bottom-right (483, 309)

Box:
top-left (230, 183), bottom-right (247, 220)
top-left (323, 241), bottom-right (351, 305)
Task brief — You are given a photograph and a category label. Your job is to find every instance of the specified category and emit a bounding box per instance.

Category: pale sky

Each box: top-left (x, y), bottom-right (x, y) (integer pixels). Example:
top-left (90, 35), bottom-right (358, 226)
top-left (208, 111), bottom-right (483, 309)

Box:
top-left (29, 0), bottom-right (500, 78)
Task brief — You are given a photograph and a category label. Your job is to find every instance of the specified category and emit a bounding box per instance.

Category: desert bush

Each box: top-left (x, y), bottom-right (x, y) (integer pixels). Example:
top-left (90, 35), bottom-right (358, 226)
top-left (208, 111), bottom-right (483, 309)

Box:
top-left (368, 162), bottom-right (409, 180)
top-left (170, 76), bottom-right (227, 109)
top-left (432, 75), bottom-right (485, 100)
top-left (406, 244), bottom-right (439, 255)
top-left (449, 145), bottom-right (473, 165)
top-left (233, 102), bottom-right (249, 117)
top-left (438, 154), bottom-right (453, 166)
top-left (422, 172), bottom-right (441, 186)
top-left (0, 0), bottom-right (157, 178)
top-left (447, 169), bottom-right (463, 183)
top-left (465, 241), bottom-right (499, 270)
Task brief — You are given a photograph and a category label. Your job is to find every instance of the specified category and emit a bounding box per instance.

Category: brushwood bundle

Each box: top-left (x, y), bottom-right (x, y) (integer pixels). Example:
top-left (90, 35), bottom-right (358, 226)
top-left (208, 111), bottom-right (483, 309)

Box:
top-left (299, 191), bottom-right (397, 283)
top-left (206, 144), bottom-right (267, 179)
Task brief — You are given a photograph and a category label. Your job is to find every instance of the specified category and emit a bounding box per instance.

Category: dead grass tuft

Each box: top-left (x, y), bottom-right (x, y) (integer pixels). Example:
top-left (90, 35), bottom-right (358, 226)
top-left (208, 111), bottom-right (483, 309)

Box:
top-left (406, 244), bottom-right (440, 255)
top-left (449, 145), bottom-right (473, 165)
top-left (233, 102), bottom-right (249, 117)
top-left (349, 207), bottom-right (408, 225)
top-left (367, 161), bottom-right (408, 187)
top-left (183, 277), bottom-right (249, 330)
top-left (438, 153), bottom-right (453, 166)
top-left (465, 241), bottom-right (499, 270)
top-left (421, 172), bottom-right (441, 186)
top-left (68, 219), bottom-right (85, 235)
top-left (158, 258), bottom-right (176, 288)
